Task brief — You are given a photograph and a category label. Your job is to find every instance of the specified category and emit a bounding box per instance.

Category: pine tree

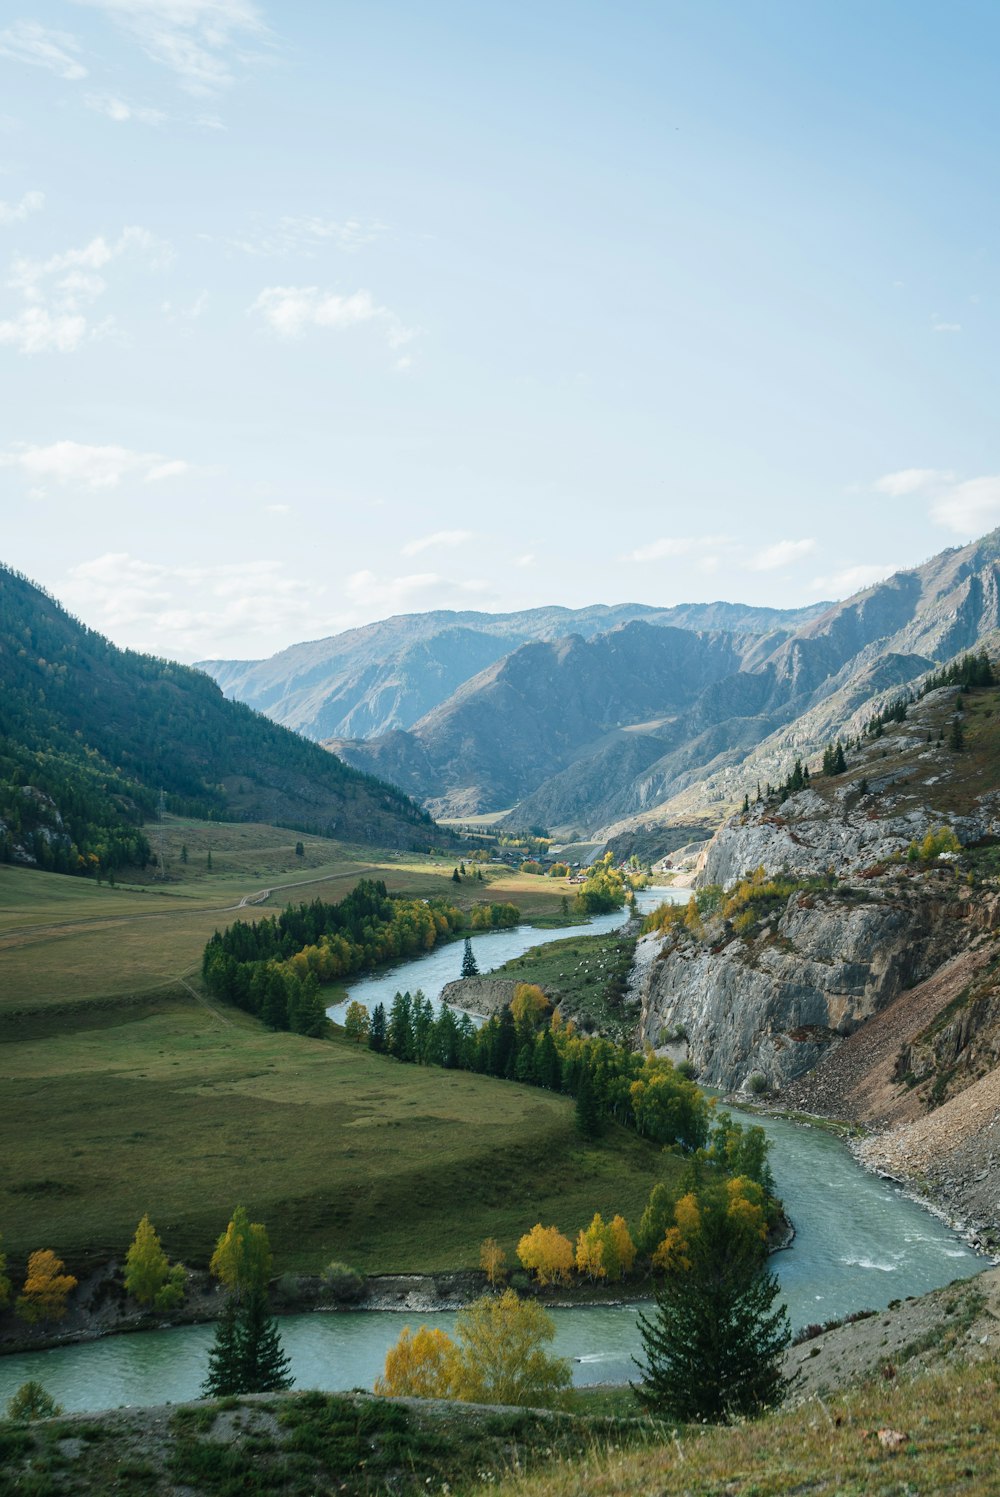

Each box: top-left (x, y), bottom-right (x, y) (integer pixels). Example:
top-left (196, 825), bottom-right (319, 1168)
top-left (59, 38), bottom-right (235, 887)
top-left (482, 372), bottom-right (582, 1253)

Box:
top-left (202, 1294), bottom-right (243, 1397)
top-left (452, 867), bottom-right (461, 882)
top-left (238, 1286), bottom-right (294, 1392)
top-left (574, 1067), bottom-right (602, 1140)
top-left (949, 714), bottom-right (965, 751)
top-left (632, 1194), bottom-right (789, 1423)
top-left (368, 1001), bottom-right (387, 1052)
top-left (461, 937), bottom-right (479, 978)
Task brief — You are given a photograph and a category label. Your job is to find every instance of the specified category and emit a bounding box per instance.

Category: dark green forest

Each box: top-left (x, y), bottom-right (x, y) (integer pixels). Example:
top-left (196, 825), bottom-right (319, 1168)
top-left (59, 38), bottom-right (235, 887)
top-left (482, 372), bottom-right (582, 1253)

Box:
top-left (0, 565), bottom-right (436, 876)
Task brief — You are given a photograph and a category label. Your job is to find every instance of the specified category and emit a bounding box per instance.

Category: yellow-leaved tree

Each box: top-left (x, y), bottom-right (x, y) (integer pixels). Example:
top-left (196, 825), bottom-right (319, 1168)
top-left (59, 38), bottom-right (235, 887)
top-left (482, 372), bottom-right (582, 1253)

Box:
top-left (511, 983), bottom-right (549, 1027)
top-left (374, 1324), bottom-right (457, 1398)
top-left (375, 1291), bottom-right (570, 1409)
top-left (16, 1250), bottom-right (77, 1324)
top-left (210, 1206), bottom-right (273, 1299)
top-left (480, 1237), bottom-right (507, 1287)
top-left (609, 1214), bottom-right (636, 1277)
top-left (516, 1223), bottom-right (574, 1286)
top-left (575, 1213), bottom-right (616, 1281)
top-left (124, 1214), bottom-right (186, 1310)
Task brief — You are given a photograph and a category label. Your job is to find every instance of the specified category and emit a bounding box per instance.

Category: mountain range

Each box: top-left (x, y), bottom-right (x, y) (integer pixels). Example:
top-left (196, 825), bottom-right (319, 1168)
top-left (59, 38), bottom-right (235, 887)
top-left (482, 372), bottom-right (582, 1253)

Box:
top-left (198, 531), bottom-right (1000, 852)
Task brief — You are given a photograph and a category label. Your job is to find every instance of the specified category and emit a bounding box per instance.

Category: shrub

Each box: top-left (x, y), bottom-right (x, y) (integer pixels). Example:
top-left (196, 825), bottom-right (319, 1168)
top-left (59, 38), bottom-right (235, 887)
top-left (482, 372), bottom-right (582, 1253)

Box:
top-left (6, 1381), bottom-right (62, 1424)
top-left (322, 1261), bottom-right (365, 1303)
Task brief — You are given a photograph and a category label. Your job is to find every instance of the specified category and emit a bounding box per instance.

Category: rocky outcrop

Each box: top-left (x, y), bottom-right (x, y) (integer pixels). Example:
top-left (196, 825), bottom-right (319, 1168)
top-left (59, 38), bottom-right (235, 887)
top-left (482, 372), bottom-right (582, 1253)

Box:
top-left (438, 976), bottom-right (522, 1016)
top-left (636, 883), bottom-right (970, 1091)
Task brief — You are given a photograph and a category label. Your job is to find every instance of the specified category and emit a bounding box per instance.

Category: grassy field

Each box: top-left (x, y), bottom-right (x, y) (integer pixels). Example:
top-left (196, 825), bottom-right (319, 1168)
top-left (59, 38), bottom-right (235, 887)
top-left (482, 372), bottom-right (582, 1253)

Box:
top-left (0, 817), bottom-right (572, 1015)
top-left (0, 821), bottom-right (673, 1280)
top-left (1, 996), bottom-right (681, 1276)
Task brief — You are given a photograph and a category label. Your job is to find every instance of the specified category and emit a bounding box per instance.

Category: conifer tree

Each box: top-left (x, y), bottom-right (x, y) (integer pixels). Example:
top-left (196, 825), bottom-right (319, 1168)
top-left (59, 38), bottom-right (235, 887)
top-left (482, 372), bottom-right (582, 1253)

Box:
top-left (574, 1067), bottom-right (602, 1140)
top-left (461, 937), bottom-right (479, 978)
top-left (238, 1285), bottom-right (294, 1392)
top-left (368, 1001), bottom-right (387, 1052)
top-left (202, 1294), bottom-right (243, 1397)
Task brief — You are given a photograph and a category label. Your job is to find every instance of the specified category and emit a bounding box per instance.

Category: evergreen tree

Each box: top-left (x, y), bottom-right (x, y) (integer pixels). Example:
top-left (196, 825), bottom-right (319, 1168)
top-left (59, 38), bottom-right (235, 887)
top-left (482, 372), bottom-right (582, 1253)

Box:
top-left (949, 714), bottom-right (965, 751)
top-left (574, 1067), bottom-right (603, 1140)
top-left (368, 1001), bottom-right (387, 1052)
top-left (202, 1288), bottom-right (293, 1397)
top-left (632, 1193), bottom-right (789, 1422)
top-left (451, 867), bottom-right (461, 882)
top-left (202, 1294), bottom-right (243, 1397)
top-left (206, 850), bottom-right (213, 871)
top-left (238, 1286), bottom-right (294, 1392)
top-left (461, 937), bottom-right (479, 978)
top-left (180, 844), bottom-right (188, 864)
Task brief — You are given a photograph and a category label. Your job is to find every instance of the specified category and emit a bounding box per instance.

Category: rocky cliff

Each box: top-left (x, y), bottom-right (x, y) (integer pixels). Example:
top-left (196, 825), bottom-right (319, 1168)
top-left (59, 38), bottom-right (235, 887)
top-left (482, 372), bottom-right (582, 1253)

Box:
top-left (635, 671), bottom-right (1000, 1242)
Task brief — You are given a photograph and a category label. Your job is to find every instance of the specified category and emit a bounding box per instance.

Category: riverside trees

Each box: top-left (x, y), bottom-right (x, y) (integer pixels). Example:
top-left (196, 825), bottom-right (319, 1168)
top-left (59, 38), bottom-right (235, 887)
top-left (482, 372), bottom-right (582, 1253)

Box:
top-left (203, 1207), bottom-right (292, 1398)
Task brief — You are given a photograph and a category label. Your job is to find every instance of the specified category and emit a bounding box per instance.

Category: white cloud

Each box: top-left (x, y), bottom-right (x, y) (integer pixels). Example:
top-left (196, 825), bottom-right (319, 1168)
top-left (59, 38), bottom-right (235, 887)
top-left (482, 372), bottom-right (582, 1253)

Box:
top-left (0, 439), bottom-right (189, 489)
top-left (231, 216), bottom-right (385, 258)
top-left (59, 552), bottom-right (316, 660)
top-left (0, 190), bottom-right (44, 226)
top-left (263, 502), bottom-right (290, 514)
top-left (747, 538), bottom-right (817, 571)
top-left (401, 529), bottom-right (473, 557)
top-left (809, 563), bottom-right (897, 597)
top-left (930, 476), bottom-right (1000, 536)
top-left (624, 534), bottom-right (729, 563)
top-left (1, 225), bottom-right (171, 353)
top-left (0, 21), bottom-right (87, 80)
top-left (70, 0), bottom-right (269, 95)
top-left (0, 306), bottom-right (89, 353)
top-left (932, 321), bottom-right (961, 333)
top-left (249, 285), bottom-right (416, 355)
top-left (874, 467), bottom-right (954, 497)
top-left (84, 92), bottom-right (166, 124)
top-left (516, 552), bottom-right (536, 568)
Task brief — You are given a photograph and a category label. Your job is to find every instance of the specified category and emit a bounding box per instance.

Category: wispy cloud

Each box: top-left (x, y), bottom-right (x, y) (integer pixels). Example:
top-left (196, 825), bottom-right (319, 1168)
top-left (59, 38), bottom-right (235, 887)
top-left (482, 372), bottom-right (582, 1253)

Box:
top-left (84, 92), bottom-right (166, 124)
top-left (0, 439), bottom-right (190, 489)
top-left (69, 0), bottom-right (269, 95)
top-left (0, 21), bottom-right (87, 80)
top-left (624, 534), bottom-right (729, 563)
top-left (249, 285), bottom-right (416, 362)
top-left (930, 476), bottom-right (1000, 536)
top-left (809, 562), bottom-right (896, 597)
top-left (231, 216), bottom-right (385, 258)
top-left (747, 538), bottom-right (816, 571)
top-left (60, 552), bottom-right (316, 660)
top-left (874, 468), bottom-right (954, 497)
top-left (932, 321), bottom-right (961, 334)
top-left (401, 530), bottom-right (473, 557)
top-left (0, 225), bottom-right (172, 353)
top-left (0, 190), bottom-right (44, 226)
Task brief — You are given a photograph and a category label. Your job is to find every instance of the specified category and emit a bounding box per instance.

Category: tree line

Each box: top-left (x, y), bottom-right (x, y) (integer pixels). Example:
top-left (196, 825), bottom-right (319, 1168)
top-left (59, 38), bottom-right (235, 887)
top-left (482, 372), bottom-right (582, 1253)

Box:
top-left (201, 879), bottom-right (520, 1031)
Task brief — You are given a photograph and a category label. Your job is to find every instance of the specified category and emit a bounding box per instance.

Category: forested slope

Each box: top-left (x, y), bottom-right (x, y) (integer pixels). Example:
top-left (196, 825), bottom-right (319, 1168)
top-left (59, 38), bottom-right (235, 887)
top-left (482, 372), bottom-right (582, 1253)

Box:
top-left (0, 566), bottom-right (436, 875)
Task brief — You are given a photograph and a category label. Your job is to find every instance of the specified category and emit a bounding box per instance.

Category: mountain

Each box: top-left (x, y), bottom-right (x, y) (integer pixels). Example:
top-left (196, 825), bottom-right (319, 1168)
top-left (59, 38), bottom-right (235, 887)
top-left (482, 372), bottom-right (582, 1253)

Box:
top-left (332, 531), bottom-right (1000, 841)
top-left (0, 566), bottom-right (437, 875)
top-left (196, 600), bottom-right (829, 742)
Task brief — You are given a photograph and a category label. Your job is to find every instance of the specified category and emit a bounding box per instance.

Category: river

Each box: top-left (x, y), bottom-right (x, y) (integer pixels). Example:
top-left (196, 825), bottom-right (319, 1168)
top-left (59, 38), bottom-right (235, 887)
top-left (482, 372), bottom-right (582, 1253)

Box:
top-left (0, 887), bottom-right (985, 1412)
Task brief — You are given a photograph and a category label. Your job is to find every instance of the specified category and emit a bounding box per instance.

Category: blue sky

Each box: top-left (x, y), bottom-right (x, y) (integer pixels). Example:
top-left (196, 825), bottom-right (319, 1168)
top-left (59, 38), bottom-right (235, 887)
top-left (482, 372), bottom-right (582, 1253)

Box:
top-left (3, 1), bottom-right (1000, 662)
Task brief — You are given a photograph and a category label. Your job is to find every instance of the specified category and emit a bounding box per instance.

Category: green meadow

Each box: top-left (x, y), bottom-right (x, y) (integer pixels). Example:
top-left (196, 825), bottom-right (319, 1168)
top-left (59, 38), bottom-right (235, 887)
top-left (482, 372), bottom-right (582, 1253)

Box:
top-left (0, 819), bottom-right (676, 1278)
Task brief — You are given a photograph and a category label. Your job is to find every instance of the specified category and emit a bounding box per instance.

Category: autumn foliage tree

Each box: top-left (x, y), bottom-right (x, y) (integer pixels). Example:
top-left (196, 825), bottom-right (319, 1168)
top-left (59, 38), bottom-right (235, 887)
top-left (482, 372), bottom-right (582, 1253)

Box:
top-left (16, 1250), bottom-right (78, 1324)
top-left (343, 1000), bottom-right (371, 1044)
top-left (210, 1206), bottom-right (273, 1299)
top-left (124, 1214), bottom-right (186, 1309)
top-left (376, 1291), bottom-right (570, 1408)
top-left (480, 1237), bottom-right (507, 1287)
top-left (517, 1223), bottom-right (574, 1286)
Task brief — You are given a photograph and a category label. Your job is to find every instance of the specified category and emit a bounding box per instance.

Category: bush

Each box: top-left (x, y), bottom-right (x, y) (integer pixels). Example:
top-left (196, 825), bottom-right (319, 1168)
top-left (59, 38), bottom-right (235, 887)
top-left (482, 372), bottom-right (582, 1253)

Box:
top-left (322, 1261), bottom-right (365, 1303)
top-left (6, 1381), bottom-right (62, 1424)
top-left (747, 1073), bottom-right (769, 1096)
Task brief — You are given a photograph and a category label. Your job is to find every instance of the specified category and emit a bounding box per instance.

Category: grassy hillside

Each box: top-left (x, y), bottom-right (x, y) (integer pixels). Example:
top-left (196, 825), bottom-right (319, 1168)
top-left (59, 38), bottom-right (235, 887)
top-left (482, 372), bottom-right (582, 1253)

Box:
top-left (0, 564), bottom-right (436, 877)
top-left (0, 823), bottom-right (677, 1278)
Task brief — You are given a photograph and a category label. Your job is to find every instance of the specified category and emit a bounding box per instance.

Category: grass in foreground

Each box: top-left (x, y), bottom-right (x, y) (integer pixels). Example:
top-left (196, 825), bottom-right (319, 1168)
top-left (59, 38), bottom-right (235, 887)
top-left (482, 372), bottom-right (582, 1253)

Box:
top-left (467, 1354), bottom-right (1000, 1496)
top-left (0, 1391), bottom-right (665, 1497)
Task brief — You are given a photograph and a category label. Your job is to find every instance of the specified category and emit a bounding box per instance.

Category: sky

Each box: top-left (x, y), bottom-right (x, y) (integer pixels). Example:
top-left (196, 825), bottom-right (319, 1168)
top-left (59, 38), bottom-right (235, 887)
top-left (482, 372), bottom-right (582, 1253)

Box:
top-left (3, 1), bottom-right (1000, 664)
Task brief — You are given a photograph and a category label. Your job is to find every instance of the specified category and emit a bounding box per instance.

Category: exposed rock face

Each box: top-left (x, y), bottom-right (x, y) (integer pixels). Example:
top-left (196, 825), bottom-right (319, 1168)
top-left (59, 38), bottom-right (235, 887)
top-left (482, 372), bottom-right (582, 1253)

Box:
top-left (438, 976), bottom-right (522, 1016)
top-left (635, 886), bottom-right (968, 1091)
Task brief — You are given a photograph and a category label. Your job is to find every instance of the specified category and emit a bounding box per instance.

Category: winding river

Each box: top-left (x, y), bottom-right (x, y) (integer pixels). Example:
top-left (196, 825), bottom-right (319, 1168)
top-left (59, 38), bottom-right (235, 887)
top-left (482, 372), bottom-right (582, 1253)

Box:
top-left (0, 887), bottom-right (985, 1412)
